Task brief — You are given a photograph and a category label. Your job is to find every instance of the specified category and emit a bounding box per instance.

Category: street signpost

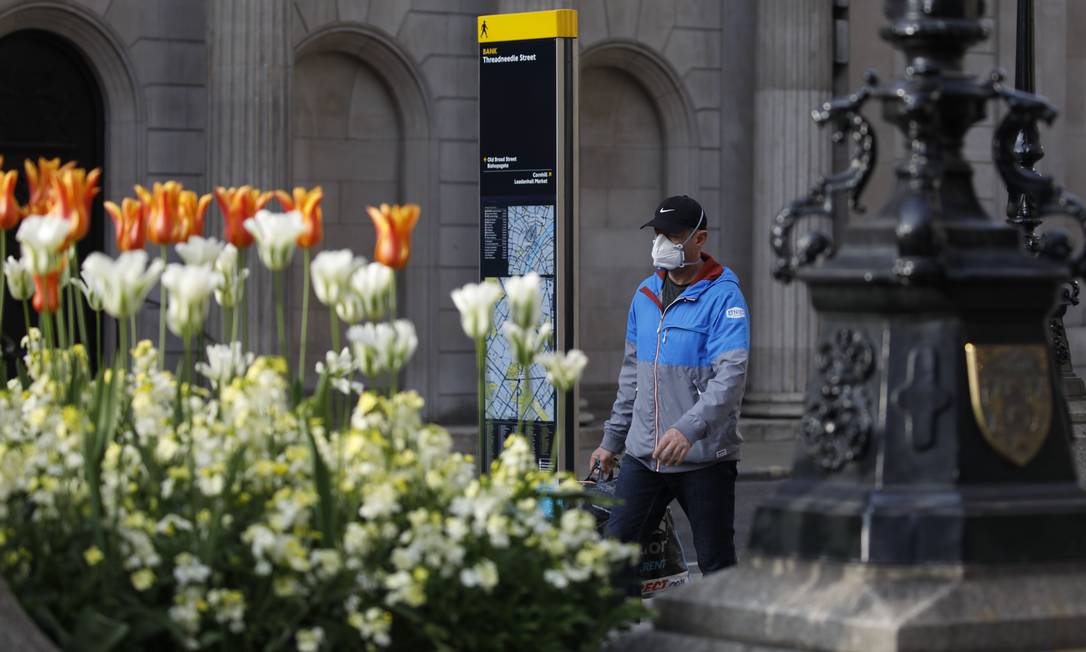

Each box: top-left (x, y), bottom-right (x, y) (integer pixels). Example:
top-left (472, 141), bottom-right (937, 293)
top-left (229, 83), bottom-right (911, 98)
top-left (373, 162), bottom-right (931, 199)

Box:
top-left (477, 9), bottom-right (578, 472)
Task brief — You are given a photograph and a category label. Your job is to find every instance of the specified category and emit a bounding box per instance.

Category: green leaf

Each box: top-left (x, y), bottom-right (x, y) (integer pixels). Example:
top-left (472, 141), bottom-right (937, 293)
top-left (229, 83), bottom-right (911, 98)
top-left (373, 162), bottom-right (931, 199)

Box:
top-left (303, 418), bottom-right (336, 544)
top-left (70, 606), bottom-right (129, 652)
top-left (15, 355), bottom-right (28, 388)
top-left (290, 377), bottom-right (303, 408)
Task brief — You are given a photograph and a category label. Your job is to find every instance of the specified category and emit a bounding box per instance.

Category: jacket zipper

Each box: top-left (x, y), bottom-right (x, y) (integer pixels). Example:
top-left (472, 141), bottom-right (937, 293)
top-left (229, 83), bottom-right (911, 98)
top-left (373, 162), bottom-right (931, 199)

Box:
top-left (652, 296), bottom-right (692, 471)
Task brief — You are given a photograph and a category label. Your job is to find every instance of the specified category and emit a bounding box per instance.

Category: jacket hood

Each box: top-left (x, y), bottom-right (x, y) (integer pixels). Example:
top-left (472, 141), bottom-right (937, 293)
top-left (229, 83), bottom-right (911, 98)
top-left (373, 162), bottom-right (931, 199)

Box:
top-left (641, 254), bottom-right (737, 304)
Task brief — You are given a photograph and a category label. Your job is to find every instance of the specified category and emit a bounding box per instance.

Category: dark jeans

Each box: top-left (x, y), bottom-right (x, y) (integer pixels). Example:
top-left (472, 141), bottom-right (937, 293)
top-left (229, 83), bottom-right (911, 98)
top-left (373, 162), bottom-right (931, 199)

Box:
top-left (605, 457), bottom-right (738, 593)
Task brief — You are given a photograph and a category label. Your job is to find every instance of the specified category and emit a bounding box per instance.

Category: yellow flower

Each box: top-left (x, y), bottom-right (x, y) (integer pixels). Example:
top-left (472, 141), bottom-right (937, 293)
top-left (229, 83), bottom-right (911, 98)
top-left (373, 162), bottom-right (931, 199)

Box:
top-left (356, 392), bottom-right (379, 415)
top-left (131, 569), bottom-right (155, 591)
top-left (83, 546), bottom-right (104, 566)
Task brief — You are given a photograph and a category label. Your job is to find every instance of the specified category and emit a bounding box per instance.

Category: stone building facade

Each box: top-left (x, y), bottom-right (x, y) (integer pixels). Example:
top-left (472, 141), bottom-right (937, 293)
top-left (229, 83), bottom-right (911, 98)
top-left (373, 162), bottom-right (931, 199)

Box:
top-left (1, 0), bottom-right (1083, 445)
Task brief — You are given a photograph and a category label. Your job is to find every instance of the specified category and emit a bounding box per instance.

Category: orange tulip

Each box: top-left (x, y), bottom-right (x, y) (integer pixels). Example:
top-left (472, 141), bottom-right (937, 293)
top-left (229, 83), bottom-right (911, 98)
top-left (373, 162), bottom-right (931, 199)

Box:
top-left (23, 158), bottom-right (73, 216)
top-left (32, 269), bottom-right (62, 313)
top-left (105, 198), bottom-right (145, 251)
top-left (214, 185), bottom-right (273, 249)
top-left (49, 167), bottom-right (101, 245)
top-left (178, 189), bottom-right (212, 241)
top-left (0, 167), bottom-right (21, 230)
top-left (137, 182), bottom-right (183, 246)
top-left (274, 186), bottom-right (324, 248)
top-left (367, 203), bottom-right (420, 269)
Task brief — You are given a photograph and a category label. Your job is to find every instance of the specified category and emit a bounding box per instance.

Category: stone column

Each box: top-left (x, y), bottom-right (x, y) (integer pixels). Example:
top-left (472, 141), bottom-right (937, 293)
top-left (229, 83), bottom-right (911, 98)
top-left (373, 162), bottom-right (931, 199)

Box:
top-left (207, 0), bottom-right (291, 354)
top-left (746, 0), bottom-right (833, 429)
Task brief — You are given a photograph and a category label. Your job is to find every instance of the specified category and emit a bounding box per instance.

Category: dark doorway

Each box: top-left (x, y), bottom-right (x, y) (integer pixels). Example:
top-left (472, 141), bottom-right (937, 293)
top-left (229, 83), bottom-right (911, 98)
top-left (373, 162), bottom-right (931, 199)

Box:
top-left (0, 29), bottom-right (106, 371)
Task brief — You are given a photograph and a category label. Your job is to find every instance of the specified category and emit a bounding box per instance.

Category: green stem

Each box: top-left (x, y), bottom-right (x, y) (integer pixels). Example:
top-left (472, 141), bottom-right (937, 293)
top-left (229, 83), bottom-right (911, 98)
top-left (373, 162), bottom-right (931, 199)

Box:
top-left (71, 250), bottom-right (88, 347)
top-left (184, 336), bottom-right (193, 421)
top-left (551, 390), bottom-right (564, 473)
top-left (41, 311), bottom-right (54, 380)
top-left (0, 236), bottom-right (5, 339)
top-left (389, 269), bottom-right (398, 320)
top-left (330, 309), bottom-right (341, 352)
top-left (118, 312), bottom-right (128, 372)
top-left (476, 337), bottom-right (486, 475)
top-left (298, 249), bottom-right (310, 385)
top-left (240, 248), bottom-right (249, 353)
top-left (158, 245), bottom-right (167, 367)
top-left (21, 300), bottom-right (30, 338)
top-left (0, 236), bottom-right (5, 384)
top-left (274, 270), bottom-right (287, 360)
top-left (95, 310), bottom-right (102, 374)
top-left (55, 286), bottom-right (68, 350)
top-left (64, 256), bottom-right (74, 348)
top-left (129, 314), bottom-right (136, 348)
top-left (516, 365), bottom-right (527, 437)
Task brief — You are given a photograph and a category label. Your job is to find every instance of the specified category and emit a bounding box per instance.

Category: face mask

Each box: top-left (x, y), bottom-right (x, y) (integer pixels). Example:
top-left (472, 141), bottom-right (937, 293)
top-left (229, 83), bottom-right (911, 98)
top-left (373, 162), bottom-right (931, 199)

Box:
top-left (650, 212), bottom-right (704, 270)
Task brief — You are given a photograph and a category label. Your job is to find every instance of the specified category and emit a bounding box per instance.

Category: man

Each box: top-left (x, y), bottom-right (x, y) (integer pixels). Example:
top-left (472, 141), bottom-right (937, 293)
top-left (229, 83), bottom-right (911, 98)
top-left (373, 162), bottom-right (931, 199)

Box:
top-left (590, 194), bottom-right (749, 583)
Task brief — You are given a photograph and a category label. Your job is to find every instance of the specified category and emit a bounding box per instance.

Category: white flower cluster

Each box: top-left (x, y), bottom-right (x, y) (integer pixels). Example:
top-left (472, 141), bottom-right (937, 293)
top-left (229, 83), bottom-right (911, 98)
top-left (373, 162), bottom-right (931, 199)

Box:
top-left (310, 249), bottom-right (395, 325)
top-left (0, 338), bottom-right (636, 651)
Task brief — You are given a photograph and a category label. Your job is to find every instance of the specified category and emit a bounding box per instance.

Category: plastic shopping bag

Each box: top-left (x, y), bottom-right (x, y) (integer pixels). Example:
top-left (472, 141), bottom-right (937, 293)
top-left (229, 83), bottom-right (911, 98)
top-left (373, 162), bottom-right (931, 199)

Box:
top-left (581, 460), bottom-right (689, 597)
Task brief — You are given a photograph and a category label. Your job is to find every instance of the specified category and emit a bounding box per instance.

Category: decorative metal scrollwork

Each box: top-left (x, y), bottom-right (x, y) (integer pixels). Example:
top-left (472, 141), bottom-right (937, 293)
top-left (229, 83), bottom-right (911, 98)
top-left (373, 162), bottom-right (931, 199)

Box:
top-left (1050, 280), bottom-right (1081, 371)
top-left (771, 73), bottom-right (880, 283)
top-left (990, 71), bottom-right (1086, 277)
top-left (802, 329), bottom-right (876, 471)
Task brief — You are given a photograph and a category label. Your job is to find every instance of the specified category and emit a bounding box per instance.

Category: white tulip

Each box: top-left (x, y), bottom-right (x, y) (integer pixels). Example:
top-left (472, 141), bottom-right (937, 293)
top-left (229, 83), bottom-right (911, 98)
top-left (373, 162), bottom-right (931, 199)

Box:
top-left (17, 215), bottom-right (71, 274)
top-left (451, 280), bottom-right (504, 339)
top-left (316, 347), bottom-right (354, 378)
top-left (535, 349), bottom-right (588, 392)
top-left (161, 263), bottom-right (223, 339)
top-left (502, 321), bottom-right (553, 369)
top-left (350, 262), bottom-right (394, 321)
top-left (315, 347), bottom-right (363, 395)
top-left (347, 323), bottom-right (382, 376)
top-left (310, 250), bottom-right (361, 307)
top-left (81, 251), bottom-right (166, 319)
top-left (384, 320), bottom-right (418, 374)
top-left (335, 293), bottom-right (365, 325)
top-left (176, 236), bottom-right (225, 268)
top-left (213, 244), bottom-right (249, 309)
top-left (348, 320), bottom-right (417, 377)
top-left (504, 272), bottom-right (542, 329)
top-left (243, 210), bottom-right (305, 271)
top-left (70, 278), bottom-right (104, 312)
top-left (195, 342), bottom-right (253, 387)
top-left (4, 256), bottom-right (33, 301)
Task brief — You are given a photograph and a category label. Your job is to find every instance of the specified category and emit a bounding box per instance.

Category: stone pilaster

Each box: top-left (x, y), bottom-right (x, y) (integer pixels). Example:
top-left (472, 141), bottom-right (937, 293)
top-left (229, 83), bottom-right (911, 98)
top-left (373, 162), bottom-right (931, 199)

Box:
top-left (207, 0), bottom-right (291, 354)
top-left (747, 0), bottom-right (833, 424)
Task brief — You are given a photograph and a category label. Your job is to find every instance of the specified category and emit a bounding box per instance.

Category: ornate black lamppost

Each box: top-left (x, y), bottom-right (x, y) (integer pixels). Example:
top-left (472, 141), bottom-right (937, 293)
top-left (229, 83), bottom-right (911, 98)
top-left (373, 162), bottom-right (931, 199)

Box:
top-left (629, 1), bottom-right (1086, 649)
top-left (1005, 0), bottom-right (1086, 451)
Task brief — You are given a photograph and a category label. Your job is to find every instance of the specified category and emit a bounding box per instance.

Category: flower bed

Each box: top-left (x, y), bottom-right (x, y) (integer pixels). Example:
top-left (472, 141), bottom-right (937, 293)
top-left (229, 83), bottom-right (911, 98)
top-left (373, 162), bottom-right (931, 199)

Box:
top-left (0, 163), bottom-right (643, 650)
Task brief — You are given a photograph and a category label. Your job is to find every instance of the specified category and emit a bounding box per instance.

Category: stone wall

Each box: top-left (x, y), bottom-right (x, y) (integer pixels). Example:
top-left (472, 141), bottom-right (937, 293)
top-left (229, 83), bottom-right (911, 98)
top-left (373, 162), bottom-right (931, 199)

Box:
top-left (8, 0), bottom-right (1086, 428)
top-left (0, 0), bottom-right (210, 355)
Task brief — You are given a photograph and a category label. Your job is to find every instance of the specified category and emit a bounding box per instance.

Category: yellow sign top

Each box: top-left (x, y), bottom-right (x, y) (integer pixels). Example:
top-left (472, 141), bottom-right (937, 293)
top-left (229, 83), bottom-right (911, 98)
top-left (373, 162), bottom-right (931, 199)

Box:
top-left (477, 9), bottom-right (578, 43)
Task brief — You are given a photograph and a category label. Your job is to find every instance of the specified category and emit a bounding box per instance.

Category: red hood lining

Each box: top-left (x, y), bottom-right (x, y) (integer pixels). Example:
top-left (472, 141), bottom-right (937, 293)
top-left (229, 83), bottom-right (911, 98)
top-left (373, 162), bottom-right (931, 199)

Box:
top-left (655, 253), bottom-right (724, 285)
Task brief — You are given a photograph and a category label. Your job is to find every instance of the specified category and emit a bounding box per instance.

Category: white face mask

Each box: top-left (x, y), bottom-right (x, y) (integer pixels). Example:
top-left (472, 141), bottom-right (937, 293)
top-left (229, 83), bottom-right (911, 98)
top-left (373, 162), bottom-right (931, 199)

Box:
top-left (651, 234), bottom-right (687, 270)
top-left (650, 213), bottom-right (703, 270)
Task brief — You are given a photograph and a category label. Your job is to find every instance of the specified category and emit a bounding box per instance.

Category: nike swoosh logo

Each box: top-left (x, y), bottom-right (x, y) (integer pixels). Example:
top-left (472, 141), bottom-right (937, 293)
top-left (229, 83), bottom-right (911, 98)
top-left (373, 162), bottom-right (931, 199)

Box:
top-left (659, 208), bottom-right (675, 213)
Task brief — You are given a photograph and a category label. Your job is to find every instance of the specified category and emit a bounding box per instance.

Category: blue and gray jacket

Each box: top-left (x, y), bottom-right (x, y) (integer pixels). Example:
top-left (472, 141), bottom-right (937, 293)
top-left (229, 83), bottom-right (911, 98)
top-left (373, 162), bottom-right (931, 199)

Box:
top-left (601, 254), bottom-right (749, 472)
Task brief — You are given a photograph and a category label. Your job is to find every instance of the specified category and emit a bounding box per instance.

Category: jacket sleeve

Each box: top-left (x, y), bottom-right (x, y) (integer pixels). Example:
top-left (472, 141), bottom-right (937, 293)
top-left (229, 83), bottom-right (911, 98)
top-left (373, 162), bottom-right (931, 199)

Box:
top-left (671, 288), bottom-right (750, 444)
top-left (600, 295), bottom-right (639, 453)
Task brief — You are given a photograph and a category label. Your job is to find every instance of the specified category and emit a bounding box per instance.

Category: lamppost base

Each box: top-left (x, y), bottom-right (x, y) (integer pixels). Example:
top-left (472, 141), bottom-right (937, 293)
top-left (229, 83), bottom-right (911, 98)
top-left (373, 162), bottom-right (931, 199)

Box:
top-left (612, 556), bottom-right (1086, 652)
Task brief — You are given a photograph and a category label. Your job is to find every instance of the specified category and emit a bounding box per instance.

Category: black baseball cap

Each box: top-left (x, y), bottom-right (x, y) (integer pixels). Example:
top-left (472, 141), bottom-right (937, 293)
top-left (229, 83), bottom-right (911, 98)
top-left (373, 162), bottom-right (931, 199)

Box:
top-left (640, 195), bottom-right (708, 235)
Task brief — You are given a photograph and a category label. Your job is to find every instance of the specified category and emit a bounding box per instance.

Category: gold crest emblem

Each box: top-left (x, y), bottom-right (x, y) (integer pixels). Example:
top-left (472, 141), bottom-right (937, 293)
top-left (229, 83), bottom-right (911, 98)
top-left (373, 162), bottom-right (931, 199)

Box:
top-left (964, 343), bottom-right (1052, 466)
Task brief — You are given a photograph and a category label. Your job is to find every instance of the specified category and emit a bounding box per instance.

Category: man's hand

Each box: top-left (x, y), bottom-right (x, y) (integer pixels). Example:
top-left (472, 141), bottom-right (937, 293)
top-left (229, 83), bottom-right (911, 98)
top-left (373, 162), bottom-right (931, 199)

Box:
top-left (653, 428), bottom-right (692, 466)
top-left (590, 447), bottom-right (617, 477)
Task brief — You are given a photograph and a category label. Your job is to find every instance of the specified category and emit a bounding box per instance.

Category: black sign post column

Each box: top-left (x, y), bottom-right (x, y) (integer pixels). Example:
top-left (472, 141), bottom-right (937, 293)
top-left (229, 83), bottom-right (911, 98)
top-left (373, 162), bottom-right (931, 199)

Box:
top-left (477, 10), bottom-right (578, 471)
